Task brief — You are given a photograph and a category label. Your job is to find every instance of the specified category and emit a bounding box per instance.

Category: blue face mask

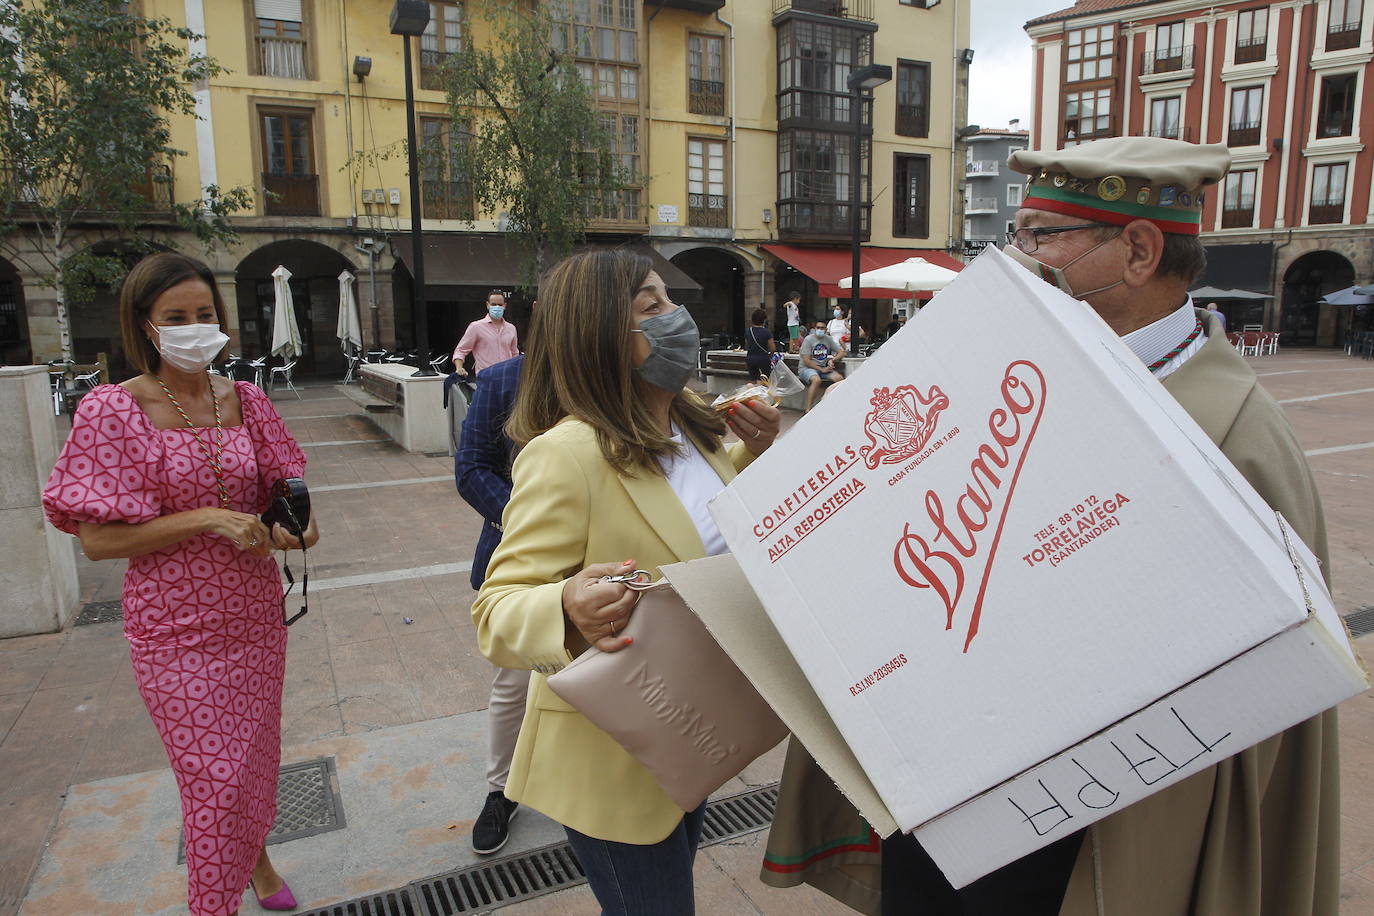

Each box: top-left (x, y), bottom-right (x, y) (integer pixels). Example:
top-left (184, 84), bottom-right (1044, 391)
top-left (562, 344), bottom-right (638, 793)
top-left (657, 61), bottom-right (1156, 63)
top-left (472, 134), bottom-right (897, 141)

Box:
top-left (488, 305), bottom-right (505, 320)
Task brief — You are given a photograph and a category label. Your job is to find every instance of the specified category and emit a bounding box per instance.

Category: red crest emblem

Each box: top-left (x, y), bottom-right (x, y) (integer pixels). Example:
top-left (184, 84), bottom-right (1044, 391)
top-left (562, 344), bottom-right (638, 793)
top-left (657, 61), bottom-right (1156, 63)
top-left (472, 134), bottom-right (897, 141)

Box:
top-left (860, 384), bottom-right (950, 469)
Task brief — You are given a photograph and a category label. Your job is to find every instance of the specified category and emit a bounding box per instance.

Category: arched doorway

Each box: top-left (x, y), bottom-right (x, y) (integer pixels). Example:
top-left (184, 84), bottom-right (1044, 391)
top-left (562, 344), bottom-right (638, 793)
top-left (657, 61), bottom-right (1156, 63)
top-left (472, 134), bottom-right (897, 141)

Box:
top-left (670, 247), bottom-right (747, 345)
top-left (0, 257), bottom-right (31, 366)
top-left (235, 240), bottom-right (356, 378)
top-left (1281, 251), bottom-right (1354, 347)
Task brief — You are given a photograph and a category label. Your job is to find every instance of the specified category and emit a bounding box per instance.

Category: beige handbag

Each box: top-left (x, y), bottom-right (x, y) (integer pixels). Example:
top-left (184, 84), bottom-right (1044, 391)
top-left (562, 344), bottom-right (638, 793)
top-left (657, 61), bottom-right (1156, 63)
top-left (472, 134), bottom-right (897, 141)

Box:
top-left (546, 575), bottom-right (789, 811)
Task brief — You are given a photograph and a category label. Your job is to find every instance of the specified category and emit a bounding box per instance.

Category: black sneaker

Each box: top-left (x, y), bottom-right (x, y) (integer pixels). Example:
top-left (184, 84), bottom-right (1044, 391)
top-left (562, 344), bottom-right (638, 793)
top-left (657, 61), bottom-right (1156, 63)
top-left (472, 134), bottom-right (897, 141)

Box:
top-left (472, 791), bottom-right (519, 854)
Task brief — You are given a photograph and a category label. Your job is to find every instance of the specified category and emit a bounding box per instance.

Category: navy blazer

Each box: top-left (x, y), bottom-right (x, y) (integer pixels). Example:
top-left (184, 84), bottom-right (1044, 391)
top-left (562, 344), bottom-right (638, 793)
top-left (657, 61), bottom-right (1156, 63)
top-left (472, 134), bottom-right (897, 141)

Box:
top-left (455, 355), bottom-right (523, 589)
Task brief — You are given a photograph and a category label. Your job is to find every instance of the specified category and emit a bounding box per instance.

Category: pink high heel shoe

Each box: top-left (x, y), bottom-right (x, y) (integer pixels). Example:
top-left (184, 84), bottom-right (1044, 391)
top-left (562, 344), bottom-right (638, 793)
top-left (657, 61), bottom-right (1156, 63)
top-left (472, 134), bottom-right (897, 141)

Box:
top-left (252, 877), bottom-right (298, 911)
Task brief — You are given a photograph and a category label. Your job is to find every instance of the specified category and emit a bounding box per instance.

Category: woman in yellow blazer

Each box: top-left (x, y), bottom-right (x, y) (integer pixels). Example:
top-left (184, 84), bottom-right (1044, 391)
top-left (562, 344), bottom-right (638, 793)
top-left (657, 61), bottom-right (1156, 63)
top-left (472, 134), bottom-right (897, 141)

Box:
top-left (471, 249), bottom-right (780, 914)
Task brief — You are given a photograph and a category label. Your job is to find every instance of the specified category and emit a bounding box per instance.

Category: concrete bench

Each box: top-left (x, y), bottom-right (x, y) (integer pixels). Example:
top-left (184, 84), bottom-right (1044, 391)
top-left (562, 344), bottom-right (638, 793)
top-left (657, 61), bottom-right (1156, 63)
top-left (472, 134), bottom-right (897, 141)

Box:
top-left (338, 384), bottom-right (397, 414)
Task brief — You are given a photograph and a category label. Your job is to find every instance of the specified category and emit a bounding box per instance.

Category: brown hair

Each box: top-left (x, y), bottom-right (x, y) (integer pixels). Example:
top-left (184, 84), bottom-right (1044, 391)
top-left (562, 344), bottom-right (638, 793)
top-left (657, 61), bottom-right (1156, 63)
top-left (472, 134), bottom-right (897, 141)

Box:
top-left (507, 248), bottom-right (726, 475)
top-left (118, 252), bottom-right (227, 375)
top-left (751, 308), bottom-right (767, 324)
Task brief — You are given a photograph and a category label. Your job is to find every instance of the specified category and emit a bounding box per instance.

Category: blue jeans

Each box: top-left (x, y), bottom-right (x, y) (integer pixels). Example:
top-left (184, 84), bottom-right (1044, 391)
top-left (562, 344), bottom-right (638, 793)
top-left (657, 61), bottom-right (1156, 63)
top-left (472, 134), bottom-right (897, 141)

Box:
top-left (565, 803), bottom-right (708, 915)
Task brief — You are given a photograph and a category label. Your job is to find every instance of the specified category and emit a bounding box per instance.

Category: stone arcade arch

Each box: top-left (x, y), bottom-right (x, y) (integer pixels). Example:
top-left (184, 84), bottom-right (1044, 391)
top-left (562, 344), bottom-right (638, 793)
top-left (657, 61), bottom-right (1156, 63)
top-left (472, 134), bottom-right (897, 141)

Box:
top-left (1281, 251), bottom-right (1355, 347)
top-left (0, 256), bottom-right (31, 365)
top-left (234, 240), bottom-right (357, 378)
top-left (668, 246), bottom-right (750, 344)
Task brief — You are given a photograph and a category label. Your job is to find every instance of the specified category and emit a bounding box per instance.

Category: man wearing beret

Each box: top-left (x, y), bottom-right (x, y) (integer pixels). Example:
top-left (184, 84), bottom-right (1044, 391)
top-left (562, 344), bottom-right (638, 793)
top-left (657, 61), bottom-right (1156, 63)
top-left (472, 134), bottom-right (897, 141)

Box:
top-left (761, 137), bottom-right (1340, 916)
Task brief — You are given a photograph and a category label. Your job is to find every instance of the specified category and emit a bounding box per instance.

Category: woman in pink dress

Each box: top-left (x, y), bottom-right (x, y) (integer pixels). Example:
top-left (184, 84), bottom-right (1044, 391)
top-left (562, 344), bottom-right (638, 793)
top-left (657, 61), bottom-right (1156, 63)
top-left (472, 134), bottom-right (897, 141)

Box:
top-left (43, 252), bottom-right (319, 916)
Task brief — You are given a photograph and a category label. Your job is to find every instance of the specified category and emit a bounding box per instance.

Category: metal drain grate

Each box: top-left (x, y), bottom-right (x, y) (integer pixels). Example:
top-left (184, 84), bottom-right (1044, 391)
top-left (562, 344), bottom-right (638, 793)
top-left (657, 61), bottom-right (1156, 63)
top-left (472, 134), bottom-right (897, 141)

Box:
top-left (74, 600), bottom-right (122, 626)
top-left (298, 783), bottom-right (780, 916)
top-left (1344, 605), bottom-right (1374, 638)
top-left (178, 757), bottom-right (346, 863)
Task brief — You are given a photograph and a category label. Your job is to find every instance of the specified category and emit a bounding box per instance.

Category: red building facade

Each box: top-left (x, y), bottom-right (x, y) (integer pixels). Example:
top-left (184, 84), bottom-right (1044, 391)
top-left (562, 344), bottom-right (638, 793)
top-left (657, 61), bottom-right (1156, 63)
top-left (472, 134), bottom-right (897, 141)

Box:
top-left (1026, 0), bottom-right (1374, 346)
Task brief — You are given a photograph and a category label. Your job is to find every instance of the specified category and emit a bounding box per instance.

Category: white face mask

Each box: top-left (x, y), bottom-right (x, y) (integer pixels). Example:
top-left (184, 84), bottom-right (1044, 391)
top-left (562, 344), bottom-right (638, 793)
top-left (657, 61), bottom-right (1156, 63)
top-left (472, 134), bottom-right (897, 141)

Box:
top-left (1002, 235), bottom-right (1125, 301)
top-left (150, 322), bottom-right (228, 373)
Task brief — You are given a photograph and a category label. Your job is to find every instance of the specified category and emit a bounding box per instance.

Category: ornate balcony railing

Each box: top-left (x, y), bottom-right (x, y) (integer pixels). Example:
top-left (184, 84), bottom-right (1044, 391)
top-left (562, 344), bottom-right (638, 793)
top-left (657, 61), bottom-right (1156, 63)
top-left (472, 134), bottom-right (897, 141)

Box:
top-left (1146, 125), bottom-right (1194, 141)
top-left (688, 192), bottom-right (729, 227)
top-left (1326, 20), bottom-right (1362, 52)
top-left (1143, 44), bottom-right (1193, 75)
top-left (896, 104), bottom-right (928, 137)
top-left (771, 0), bottom-right (874, 22)
top-left (263, 172), bottom-right (320, 216)
top-left (689, 78), bottom-right (726, 116)
top-left (420, 50), bottom-right (457, 92)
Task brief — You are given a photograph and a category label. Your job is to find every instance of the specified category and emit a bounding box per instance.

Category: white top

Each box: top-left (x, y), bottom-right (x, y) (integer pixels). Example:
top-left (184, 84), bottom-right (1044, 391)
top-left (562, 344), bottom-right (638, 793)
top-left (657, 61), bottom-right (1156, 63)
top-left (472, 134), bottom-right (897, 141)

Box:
top-left (786, 301), bottom-right (800, 326)
top-left (827, 317), bottom-right (850, 343)
top-left (657, 426), bottom-right (729, 556)
top-left (1121, 297), bottom-right (1204, 381)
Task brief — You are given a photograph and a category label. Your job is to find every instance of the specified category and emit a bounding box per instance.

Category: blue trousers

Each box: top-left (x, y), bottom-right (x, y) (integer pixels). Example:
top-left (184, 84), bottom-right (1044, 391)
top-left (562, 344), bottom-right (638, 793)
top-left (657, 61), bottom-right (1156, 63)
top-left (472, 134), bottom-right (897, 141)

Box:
top-left (564, 803), bottom-right (708, 915)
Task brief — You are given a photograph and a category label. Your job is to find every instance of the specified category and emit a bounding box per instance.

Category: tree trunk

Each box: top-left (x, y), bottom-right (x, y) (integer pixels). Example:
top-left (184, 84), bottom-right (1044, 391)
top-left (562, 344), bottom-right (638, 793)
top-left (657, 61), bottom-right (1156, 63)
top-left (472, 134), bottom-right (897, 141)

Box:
top-left (54, 256), bottom-right (72, 362)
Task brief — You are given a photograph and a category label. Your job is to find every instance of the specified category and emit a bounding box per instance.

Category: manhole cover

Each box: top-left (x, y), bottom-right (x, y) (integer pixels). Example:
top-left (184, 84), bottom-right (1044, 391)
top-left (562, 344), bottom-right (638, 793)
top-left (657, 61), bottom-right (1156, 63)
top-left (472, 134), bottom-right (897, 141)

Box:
top-left (294, 783), bottom-right (781, 916)
top-left (74, 600), bottom-right (123, 626)
top-left (179, 757), bottom-right (346, 863)
top-left (1344, 605), bottom-right (1374, 638)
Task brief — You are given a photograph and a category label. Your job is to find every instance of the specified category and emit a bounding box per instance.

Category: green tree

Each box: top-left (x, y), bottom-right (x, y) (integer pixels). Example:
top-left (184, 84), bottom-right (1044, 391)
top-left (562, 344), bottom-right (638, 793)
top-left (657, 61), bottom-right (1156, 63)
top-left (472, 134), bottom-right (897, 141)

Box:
top-left (0, 0), bottom-right (251, 360)
top-left (438, 0), bottom-right (633, 283)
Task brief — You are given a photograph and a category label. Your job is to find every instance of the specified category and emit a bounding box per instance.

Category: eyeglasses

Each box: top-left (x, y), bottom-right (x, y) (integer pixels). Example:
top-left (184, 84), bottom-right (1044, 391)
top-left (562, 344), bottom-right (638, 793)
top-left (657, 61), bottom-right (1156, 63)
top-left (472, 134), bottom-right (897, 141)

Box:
top-left (1005, 223), bottom-right (1114, 254)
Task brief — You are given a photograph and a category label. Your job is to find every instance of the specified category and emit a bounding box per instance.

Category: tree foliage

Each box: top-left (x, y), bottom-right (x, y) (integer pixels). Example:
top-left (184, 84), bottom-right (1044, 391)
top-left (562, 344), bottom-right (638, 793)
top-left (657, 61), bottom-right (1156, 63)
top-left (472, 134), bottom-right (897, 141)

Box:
top-left (438, 0), bottom-right (632, 284)
top-left (0, 0), bottom-right (250, 358)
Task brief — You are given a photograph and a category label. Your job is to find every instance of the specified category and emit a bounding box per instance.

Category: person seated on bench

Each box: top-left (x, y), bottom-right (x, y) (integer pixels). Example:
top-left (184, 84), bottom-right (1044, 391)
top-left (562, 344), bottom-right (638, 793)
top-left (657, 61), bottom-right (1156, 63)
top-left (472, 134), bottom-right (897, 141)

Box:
top-left (798, 321), bottom-right (844, 412)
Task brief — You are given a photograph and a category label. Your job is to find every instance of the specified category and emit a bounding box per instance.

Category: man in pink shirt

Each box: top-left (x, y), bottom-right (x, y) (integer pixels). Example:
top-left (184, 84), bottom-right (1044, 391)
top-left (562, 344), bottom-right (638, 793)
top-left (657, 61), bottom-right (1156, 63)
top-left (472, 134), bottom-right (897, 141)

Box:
top-left (452, 289), bottom-right (520, 377)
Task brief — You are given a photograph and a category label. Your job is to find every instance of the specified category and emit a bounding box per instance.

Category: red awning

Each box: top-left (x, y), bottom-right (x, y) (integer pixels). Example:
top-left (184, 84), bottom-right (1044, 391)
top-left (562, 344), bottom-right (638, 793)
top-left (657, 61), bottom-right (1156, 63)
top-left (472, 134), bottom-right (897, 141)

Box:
top-left (763, 244), bottom-right (964, 299)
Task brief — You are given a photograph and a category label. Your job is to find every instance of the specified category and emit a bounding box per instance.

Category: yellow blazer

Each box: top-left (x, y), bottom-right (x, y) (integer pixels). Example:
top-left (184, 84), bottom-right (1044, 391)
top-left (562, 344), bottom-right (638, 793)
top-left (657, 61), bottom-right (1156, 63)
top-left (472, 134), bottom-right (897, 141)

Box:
top-left (472, 416), bottom-right (757, 844)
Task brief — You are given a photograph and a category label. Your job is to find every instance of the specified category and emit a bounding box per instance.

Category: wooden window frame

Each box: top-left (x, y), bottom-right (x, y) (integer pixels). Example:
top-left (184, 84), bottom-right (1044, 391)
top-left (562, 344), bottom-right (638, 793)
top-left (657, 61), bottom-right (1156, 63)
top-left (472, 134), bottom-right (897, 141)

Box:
top-left (1063, 23), bottom-right (1116, 84)
top-left (686, 135), bottom-right (729, 227)
top-left (687, 32), bottom-right (726, 116)
top-left (1221, 169), bottom-right (1256, 228)
top-left (244, 1), bottom-right (315, 80)
top-left (895, 59), bottom-right (930, 138)
top-left (1309, 162), bottom-right (1348, 224)
top-left (1061, 87), bottom-right (1114, 145)
top-left (418, 116), bottom-right (473, 220)
top-left (1318, 73), bottom-right (1357, 139)
top-left (419, 1), bottom-right (464, 93)
top-left (256, 103), bottom-right (321, 216)
top-left (1327, 0), bottom-right (1363, 52)
top-left (893, 152), bottom-right (930, 239)
top-left (1228, 86), bottom-right (1263, 147)
top-left (1234, 7), bottom-right (1268, 63)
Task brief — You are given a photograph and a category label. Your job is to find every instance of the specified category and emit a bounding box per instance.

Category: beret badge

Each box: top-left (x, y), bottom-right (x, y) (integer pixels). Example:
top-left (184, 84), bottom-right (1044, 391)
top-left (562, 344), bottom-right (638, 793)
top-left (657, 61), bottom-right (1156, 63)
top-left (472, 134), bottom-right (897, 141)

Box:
top-left (1098, 176), bottom-right (1127, 202)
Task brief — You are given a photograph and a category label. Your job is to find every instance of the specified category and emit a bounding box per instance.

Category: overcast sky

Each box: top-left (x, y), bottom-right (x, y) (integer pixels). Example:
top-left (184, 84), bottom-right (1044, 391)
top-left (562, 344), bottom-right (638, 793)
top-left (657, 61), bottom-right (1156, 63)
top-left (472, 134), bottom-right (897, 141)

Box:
top-left (969, 0), bottom-right (1071, 131)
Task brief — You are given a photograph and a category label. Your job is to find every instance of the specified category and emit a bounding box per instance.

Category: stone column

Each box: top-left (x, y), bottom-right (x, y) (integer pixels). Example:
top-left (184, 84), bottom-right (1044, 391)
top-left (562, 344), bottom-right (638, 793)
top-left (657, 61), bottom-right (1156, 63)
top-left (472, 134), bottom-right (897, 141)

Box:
top-left (0, 366), bottom-right (79, 637)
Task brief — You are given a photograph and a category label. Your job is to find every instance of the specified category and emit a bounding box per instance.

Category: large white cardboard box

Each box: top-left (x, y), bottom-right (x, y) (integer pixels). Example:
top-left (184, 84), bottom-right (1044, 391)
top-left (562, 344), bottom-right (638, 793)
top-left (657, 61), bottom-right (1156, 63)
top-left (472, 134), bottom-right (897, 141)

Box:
top-left (697, 246), bottom-right (1367, 885)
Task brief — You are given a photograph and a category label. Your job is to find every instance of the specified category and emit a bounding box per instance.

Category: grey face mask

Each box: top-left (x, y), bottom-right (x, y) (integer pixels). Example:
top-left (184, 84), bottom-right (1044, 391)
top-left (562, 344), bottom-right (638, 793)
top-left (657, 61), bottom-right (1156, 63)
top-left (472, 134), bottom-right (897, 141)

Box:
top-left (631, 306), bottom-right (700, 393)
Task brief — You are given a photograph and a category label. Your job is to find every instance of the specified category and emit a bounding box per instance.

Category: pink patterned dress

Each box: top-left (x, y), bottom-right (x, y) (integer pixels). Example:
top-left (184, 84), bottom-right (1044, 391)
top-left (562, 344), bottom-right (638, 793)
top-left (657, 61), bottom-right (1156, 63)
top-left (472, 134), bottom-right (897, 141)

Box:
top-left (43, 382), bottom-right (306, 916)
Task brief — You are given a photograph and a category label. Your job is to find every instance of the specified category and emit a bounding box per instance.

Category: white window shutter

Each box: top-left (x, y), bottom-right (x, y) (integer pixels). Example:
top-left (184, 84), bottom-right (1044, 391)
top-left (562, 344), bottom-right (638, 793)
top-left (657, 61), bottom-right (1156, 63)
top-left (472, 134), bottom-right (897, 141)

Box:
top-left (255, 0), bottom-right (303, 22)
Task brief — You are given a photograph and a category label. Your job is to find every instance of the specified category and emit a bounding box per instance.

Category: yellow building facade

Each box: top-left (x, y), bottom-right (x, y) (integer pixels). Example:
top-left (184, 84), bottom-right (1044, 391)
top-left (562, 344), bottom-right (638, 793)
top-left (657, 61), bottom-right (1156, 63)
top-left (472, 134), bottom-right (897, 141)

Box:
top-left (5, 0), bottom-right (971, 374)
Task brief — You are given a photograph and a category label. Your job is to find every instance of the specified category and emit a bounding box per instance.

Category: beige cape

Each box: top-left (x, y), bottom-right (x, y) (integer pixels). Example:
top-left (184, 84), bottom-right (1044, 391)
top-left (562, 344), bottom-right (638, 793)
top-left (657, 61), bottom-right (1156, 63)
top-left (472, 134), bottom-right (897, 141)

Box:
top-left (760, 313), bottom-right (1342, 916)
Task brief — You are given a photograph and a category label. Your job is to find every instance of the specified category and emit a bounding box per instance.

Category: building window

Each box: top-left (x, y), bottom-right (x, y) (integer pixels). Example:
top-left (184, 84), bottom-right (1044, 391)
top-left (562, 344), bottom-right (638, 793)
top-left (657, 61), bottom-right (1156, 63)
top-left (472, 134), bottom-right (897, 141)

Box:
top-left (1149, 96), bottom-right (1181, 139)
top-left (1006, 183), bottom-right (1023, 207)
top-left (895, 60), bottom-right (929, 137)
top-left (1327, 0), bottom-right (1362, 52)
top-left (687, 137), bottom-right (727, 227)
top-left (1222, 169), bottom-right (1256, 227)
top-left (419, 117), bottom-right (472, 220)
top-left (893, 153), bottom-right (929, 238)
top-left (777, 129), bottom-right (867, 237)
top-left (1229, 86), bottom-right (1263, 146)
top-left (583, 112), bottom-right (641, 223)
top-left (1065, 24), bottom-right (1114, 83)
top-left (554, 0), bottom-right (639, 102)
top-left (253, 1), bottom-right (308, 79)
top-left (1317, 73), bottom-right (1356, 138)
top-left (688, 33), bottom-right (725, 116)
top-left (1062, 88), bottom-right (1113, 143)
top-left (420, 2), bottom-right (463, 92)
top-left (776, 17), bottom-right (874, 125)
top-left (1152, 21), bottom-right (1187, 73)
top-left (1234, 7), bottom-right (1268, 63)
top-left (260, 107), bottom-right (318, 215)
top-left (1309, 162), bottom-right (1347, 223)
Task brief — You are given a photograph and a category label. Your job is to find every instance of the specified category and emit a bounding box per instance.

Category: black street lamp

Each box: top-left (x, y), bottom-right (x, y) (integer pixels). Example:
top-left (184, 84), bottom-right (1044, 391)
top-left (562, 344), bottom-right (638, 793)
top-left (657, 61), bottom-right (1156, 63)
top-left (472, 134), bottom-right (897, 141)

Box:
top-left (391, 0), bottom-right (436, 376)
top-left (846, 63), bottom-right (891, 355)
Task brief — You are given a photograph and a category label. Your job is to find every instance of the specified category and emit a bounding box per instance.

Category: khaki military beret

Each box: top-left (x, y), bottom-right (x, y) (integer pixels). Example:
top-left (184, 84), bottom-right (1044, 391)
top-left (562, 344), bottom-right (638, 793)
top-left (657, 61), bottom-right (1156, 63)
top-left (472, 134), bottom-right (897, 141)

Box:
top-left (1008, 137), bottom-right (1232, 235)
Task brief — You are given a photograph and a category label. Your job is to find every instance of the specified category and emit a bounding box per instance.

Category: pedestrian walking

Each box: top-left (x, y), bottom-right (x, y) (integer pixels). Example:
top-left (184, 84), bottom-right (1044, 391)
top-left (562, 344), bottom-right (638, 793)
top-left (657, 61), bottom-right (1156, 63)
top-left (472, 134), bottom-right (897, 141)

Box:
top-left (454, 353), bottom-right (528, 855)
top-left (471, 248), bottom-right (780, 915)
top-left (42, 252), bottom-right (319, 916)
top-left (453, 290), bottom-right (520, 378)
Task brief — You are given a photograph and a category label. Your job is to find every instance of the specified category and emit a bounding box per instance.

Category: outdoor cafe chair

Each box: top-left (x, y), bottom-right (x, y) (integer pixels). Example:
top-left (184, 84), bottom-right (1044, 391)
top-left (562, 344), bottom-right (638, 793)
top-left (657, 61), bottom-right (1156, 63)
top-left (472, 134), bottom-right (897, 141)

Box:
top-left (342, 351), bottom-right (362, 384)
top-left (247, 356), bottom-right (268, 389)
top-left (269, 358), bottom-right (301, 399)
top-left (1262, 332), bottom-right (1280, 356)
top-left (1240, 332), bottom-right (1263, 357)
top-left (428, 353), bottom-right (449, 374)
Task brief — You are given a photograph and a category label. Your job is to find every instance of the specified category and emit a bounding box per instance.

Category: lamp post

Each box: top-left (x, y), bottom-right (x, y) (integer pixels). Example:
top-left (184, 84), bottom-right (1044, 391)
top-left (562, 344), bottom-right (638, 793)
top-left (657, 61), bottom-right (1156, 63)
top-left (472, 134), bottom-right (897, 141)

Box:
top-left (391, 1), bottom-right (436, 376)
top-left (847, 64), bottom-right (891, 358)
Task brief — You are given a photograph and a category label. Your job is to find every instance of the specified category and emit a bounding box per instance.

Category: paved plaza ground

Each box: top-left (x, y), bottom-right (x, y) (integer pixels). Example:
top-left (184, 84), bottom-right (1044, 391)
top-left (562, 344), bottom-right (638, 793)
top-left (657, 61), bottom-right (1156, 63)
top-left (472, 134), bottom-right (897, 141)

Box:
top-left (1, 348), bottom-right (1373, 915)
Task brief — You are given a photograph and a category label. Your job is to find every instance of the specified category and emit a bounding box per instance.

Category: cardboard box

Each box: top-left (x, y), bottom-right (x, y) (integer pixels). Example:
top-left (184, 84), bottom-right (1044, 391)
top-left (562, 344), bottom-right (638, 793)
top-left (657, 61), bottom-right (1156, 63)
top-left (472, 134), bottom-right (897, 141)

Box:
top-left (686, 246), bottom-right (1367, 885)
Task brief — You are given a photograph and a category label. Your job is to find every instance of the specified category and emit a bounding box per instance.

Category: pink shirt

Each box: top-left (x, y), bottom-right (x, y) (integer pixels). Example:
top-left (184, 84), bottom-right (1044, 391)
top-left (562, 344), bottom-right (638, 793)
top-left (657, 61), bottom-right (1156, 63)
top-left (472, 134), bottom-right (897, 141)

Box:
top-left (453, 315), bottom-right (519, 373)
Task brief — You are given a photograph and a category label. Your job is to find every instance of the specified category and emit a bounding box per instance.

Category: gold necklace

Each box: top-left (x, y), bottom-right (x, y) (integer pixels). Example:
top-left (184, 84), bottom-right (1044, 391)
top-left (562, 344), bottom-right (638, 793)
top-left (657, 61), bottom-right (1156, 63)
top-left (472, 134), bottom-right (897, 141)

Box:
top-left (155, 375), bottom-right (230, 509)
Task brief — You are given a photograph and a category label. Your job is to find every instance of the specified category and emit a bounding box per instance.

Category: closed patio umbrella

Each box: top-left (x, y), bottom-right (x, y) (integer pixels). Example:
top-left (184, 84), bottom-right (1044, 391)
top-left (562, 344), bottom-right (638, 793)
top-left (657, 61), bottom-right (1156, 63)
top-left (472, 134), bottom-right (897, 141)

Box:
top-left (270, 265), bottom-right (303, 359)
top-left (336, 270), bottom-right (363, 354)
top-left (838, 257), bottom-right (960, 294)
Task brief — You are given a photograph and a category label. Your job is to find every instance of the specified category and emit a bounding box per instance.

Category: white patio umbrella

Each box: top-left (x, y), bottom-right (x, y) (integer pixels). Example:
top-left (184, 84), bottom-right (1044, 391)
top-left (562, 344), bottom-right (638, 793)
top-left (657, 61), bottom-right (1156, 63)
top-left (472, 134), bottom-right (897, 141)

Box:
top-left (336, 270), bottom-right (363, 354)
top-left (270, 265), bottom-right (303, 359)
top-left (838, 257), bottom-right (960, 293)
